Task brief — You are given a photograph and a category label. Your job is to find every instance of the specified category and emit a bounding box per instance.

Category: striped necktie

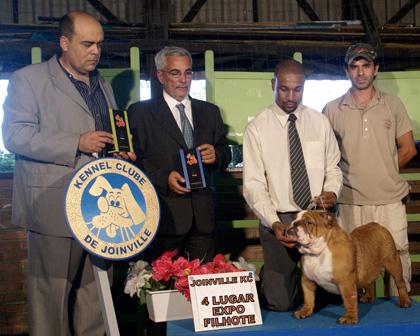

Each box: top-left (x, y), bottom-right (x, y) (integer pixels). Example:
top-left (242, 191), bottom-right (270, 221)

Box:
top-left (176, 103), bottom-right (194, 148)
top-left (288, 113), bottom-right (312, 209)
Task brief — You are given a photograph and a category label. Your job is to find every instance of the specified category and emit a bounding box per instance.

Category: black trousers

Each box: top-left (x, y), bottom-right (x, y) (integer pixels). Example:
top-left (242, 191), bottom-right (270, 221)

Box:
top-left (259, 212), bottom-right (302, 312)
top-left (144, 220), bottom-right (215, 264)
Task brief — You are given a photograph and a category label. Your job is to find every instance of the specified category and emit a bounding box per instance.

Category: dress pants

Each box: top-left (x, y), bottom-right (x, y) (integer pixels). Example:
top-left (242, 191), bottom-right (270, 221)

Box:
top-left (144, 219), bottom-right (216, 264)
top-left (27, 231), bottom-right (106, 336)
top-left (259, 212), bottom-right (302, 312)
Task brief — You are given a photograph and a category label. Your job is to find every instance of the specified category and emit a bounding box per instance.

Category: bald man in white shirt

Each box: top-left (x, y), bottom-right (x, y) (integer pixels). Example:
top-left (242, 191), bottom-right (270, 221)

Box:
top-left (243, 60), bottom-right (342, 311)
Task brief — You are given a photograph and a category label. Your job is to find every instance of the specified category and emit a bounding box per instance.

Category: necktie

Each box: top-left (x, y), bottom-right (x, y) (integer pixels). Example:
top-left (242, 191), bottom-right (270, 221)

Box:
top-left (176, 103), bottom-right (194, 148)
top-left (288, 113), bottom-right (312, 209)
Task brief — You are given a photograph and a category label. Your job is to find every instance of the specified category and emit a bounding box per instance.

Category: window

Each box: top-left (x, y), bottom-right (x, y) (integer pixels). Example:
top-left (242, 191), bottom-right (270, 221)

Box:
top-left (0, 80), bottom-right (14, 173)
top-left (0, 80), bottom-right (9, 154)
top-left (303, 80), bottom-right (351, 112)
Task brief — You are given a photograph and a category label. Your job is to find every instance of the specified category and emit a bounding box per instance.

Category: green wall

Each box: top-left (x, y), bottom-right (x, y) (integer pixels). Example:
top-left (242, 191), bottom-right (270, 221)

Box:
top-left (99, 47), bottom-right (140, 110)
top-left (375, 72), bottom-right (420, 139)
top-left (213, 72), bottom-right (273, 144)
top-left (30, 47), bottom-right (420, 141)
top-left (30, 47), bottom-right (140, 111)
top-left (209, 68), bottom-right (420, 143)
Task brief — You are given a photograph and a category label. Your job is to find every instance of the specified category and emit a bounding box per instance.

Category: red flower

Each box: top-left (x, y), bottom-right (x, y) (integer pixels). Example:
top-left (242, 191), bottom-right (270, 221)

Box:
top-left (151, 249), bottom-right (178, 282)
top-left (174, 276), bottom-right (191, 300)
top-left (172, 257), bottom-right (201, 278)
top-left (198, 262), bottom-right (215, 275)
top-left (145, 250), bottom-right (247, 301)
top-left (210, 254), bottom-right (239, 273)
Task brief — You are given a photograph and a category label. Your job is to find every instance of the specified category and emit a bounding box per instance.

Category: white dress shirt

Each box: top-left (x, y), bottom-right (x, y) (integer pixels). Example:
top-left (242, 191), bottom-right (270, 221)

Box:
top-left (163, 90), bottom-right (194, 130)
top-left (243, 102), bottom-right (342, 228)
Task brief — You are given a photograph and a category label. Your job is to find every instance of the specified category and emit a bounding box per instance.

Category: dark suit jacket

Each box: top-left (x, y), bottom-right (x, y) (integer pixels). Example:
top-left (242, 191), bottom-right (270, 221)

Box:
top-left (128, 97), bottom-right (230, 235)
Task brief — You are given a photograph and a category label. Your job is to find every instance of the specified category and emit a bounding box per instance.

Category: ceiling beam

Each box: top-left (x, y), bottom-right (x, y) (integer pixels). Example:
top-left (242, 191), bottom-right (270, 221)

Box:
top-left (387, 0), bottom-right (420, 24)
top-left (143, 0), bottom-right (169, 40)
top-left (355, 0), bottom-right (381, 48)
top-left (296, 0), bottom-right (321, 21)
top-left (12, 0), bottom-right (19, 23)
top-left (253, 0), bottom-right (259, 22)
top-left (87, 0), bottom-right (124, 24)
top-left (182, 0), bottom-right (208, 23)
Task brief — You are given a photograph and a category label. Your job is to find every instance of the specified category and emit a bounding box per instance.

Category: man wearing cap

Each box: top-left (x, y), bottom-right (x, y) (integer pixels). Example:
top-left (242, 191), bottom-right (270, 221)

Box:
top-left (323, 43), bottom-right (417, 295)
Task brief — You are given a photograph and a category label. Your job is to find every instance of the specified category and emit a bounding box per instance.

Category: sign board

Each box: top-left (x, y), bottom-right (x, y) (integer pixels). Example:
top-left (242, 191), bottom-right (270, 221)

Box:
top-left (64, 158), bottom-right (160, 260)
top-left (188, 271), bottom-right (262, 332)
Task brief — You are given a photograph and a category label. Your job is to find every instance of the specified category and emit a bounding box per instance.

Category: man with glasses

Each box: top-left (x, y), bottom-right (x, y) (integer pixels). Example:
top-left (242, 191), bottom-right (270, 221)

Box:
top-left (128, 46), bottom-right (230, 263)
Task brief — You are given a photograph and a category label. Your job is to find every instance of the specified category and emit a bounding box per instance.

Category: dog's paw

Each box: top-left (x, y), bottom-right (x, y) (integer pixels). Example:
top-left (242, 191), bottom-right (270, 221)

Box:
top-left (397, 298), bottom-right (411, 308)
top-left (337, 314), bottom-right (358, 324)
top-left (359, 294), bottom-right (374, 304)
top-left (293, 308), bottom-right (313, 319)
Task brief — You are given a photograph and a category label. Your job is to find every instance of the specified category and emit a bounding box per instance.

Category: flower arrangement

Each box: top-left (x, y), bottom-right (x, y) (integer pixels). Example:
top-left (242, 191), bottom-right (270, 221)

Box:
top-left (124, 250), bottom-right (258, 301)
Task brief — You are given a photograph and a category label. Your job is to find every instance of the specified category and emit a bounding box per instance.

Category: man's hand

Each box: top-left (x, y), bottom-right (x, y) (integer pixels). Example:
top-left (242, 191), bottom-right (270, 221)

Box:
top-left (113, 152), bottom-right (136, 161)
top-left (112, 133), bottom-right (136, 161)
top-left (79, 131), bottom-right (114, 154)
top-left (199, 144), bottom-right (216, 165)
top-left (272, 221), bottom-right (297, 248)
top-left (313, 192), bottom-right (337, 209)
top-left (168, 171), bottom-right (190, 195)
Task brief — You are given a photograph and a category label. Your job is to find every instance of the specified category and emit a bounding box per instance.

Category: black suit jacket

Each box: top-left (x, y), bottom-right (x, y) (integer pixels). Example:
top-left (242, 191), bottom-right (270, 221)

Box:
top-left (128, 97), bottom-right (231, 235)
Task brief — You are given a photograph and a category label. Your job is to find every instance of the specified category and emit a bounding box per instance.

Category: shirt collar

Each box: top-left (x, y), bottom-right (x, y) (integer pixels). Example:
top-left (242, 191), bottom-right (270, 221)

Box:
top-left (340, 87), bottom-right (383, 109)
top-left (56, 56), bottom-right (98, 88)
top-left (163, 90), bottom-right (191, 110)
top-left (271, 102), bottom-right (304, 128)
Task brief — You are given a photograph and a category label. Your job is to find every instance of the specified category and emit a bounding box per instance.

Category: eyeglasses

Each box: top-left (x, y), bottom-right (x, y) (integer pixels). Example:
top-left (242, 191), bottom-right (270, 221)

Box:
top-left (163, 69), bottom-right (194, 79)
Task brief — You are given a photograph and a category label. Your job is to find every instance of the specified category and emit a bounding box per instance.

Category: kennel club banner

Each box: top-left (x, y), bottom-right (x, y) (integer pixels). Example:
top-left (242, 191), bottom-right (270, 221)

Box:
top-left (64, 158), bottom-right (160, 260)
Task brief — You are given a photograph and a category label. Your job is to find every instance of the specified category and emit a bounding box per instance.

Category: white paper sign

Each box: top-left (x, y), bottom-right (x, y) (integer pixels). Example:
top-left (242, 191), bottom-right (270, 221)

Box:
top-left (188, 271), bottom-right (262, 332)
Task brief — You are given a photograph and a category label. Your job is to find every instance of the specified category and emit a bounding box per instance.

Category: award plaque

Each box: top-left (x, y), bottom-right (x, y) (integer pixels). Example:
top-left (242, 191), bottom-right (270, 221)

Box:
top-left (108, 109), bottom-right (134, 153)
top-left (179, 148), bottom-right (206, 189)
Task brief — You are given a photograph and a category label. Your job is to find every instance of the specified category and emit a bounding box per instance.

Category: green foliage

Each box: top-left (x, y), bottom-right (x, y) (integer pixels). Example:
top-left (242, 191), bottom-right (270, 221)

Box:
top-left (0, 149), bottom-right (14, 173)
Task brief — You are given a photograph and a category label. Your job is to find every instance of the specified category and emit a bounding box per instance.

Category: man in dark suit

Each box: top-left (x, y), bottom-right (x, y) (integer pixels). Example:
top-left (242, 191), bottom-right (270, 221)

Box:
top-left (128, 46), bottom-right (230, 263)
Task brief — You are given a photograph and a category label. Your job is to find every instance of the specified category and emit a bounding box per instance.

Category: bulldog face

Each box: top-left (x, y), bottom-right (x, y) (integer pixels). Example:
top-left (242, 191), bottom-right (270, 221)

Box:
top-left (287, 210), bottom-right (336, 254)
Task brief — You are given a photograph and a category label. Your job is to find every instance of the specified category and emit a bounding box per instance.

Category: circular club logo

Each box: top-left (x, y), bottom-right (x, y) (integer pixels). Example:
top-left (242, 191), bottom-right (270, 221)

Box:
top-left (65, 158), bottom-right (160, 260)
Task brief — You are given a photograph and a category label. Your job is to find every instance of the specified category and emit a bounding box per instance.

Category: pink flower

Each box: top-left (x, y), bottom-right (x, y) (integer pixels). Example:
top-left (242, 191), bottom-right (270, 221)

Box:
top-left (172, 258), bottom-right (202, 301)
top-left (151, 249), bottom-right (178, 282)
top-left (173, 258), bottom-right (201, 277)
top-left (126, 250), bottom-right (253, 301)
top-left (174, 276), bottom-right (191, 300)
top-left (198, 262), bottom-right (215, 275)
top-left (210, 254), bottom-right (239, 273)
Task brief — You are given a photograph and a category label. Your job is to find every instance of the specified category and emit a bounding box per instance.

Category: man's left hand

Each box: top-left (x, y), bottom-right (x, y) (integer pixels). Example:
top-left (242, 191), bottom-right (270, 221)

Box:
top-left (113, 152), bottom-right (136, 161)
top-left (199, 144), bottom-right (216, 164)
top-left (272, 221), bottom-right (297, 248)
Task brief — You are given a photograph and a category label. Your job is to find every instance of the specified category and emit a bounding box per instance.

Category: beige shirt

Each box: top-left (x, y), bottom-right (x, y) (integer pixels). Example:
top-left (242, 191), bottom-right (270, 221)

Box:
top-left (243, 102), bottom-right (342, 228)
top-left (323, 88), bottom-right (412, 205)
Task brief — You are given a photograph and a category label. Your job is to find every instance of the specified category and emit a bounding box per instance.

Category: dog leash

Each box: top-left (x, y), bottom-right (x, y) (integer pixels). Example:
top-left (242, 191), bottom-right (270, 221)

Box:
top-left (306, 197), bottom-right (327, 211)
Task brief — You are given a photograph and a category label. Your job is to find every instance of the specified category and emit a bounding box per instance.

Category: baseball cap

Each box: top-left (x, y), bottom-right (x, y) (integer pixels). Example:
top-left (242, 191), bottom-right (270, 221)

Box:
top-left (344, 43), bottom-right (378, 64)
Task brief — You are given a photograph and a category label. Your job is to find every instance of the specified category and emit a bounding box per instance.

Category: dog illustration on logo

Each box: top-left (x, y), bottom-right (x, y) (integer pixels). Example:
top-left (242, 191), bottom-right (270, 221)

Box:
top-left (86, 176), bottom-right (145, 241)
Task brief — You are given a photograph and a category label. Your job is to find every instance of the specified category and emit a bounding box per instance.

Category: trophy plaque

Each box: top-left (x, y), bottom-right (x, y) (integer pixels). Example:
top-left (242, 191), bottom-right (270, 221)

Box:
top-left (179, 148), bottom-right (206, 189)
top-left (107, 109), bottom-right (134, 154)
